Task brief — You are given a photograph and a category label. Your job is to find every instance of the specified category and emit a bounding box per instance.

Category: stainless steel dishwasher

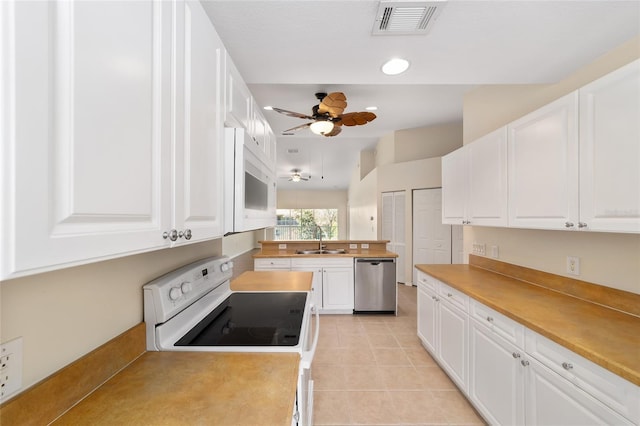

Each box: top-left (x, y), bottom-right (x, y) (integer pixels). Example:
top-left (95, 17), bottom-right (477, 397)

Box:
top-left (354, 258), bottom-right (397, 314)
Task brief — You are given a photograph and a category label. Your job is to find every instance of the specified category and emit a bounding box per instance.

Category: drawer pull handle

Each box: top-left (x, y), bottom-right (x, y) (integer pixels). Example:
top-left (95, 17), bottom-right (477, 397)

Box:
top-left (512, 352), bottom-right (520, 359)
top-left (447, 293), bottom-right (453, 297)
top-left (521, 360), bottom-right (530, 367)
top-left (562, 362), bottom-right (573, 370)
top-left (486, 316), bottom-right (494, 322)
top-left (565, 221), bottom-right (575, 228)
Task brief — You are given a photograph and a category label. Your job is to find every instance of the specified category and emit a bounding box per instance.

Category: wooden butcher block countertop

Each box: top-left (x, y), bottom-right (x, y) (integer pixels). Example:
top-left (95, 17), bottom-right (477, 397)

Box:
top-left (416, 256), bottom-right (640, 386)
top-left (53, 352), bottom-right (299, 426)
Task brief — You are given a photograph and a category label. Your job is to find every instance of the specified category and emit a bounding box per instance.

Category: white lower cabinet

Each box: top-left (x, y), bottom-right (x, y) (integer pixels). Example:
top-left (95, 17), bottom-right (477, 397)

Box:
top-left (469, 313), bottom-right (526, 425)
top-left (416, 271), bottom-right (468, 392)
top-left (257, 257), bottom-right (353, 313)
top-left (525, 357), bottom-right (633, 425)
top-left (417, 270), bottom-right (639, 426)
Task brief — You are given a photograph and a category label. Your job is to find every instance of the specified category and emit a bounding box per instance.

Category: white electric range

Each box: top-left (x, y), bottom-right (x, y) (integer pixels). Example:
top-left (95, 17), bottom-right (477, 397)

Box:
top-left (143, 256), bottom-right (318, 425)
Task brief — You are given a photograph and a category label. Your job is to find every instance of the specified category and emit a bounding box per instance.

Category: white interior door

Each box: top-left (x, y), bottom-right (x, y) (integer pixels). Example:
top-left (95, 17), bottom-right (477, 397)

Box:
top-left (413, 188), bottom-right (452, 285)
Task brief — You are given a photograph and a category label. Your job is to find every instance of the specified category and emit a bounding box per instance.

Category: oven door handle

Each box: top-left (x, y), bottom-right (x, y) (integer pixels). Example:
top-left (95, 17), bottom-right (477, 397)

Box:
top-left (301, 303), bottom-right (319, 370)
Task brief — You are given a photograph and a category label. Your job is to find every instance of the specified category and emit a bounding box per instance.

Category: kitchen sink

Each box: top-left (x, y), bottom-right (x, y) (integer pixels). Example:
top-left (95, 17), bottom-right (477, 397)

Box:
top-left (295, 249), bottom-right (348, 255)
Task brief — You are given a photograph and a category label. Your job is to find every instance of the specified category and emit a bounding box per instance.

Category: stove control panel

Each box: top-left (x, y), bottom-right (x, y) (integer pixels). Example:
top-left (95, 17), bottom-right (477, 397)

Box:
top-left (143, 256), bottom-right (233, 324)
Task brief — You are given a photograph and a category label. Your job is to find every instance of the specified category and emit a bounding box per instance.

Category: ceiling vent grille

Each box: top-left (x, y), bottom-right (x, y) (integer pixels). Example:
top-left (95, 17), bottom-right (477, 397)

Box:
top-left (373, 1), bottom-right (446, 35)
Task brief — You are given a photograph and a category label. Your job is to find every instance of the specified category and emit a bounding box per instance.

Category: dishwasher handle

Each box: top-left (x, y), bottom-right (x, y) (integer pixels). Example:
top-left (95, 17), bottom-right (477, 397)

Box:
top-left (355, 258), bottom-right (395, 265)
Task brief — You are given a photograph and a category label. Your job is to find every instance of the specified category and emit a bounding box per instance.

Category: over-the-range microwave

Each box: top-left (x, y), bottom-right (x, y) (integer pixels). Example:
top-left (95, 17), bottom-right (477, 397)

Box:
top-left (224, 128), bottom-right (276, 234)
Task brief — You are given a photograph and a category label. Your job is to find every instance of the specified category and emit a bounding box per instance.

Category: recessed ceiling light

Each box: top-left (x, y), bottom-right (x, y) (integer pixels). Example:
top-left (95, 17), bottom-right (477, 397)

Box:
top-left (366, 106), bottom-right (378, 111)
top-left (381, 58), bottom-right (409, 75)
top-left (263, 106), bottom-right (273, 110)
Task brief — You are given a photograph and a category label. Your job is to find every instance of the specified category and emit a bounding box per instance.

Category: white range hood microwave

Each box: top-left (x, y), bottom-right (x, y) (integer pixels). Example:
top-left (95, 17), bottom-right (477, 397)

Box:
top-left (224, 128), bottom-right (276, 234)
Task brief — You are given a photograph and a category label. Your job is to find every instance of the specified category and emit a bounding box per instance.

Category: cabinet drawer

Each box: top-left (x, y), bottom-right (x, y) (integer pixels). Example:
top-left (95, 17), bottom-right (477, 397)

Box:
top-left (254, 258), bottom-right (291, 270)
top-left (438, 282), bottom-right (468, 312)
top-left (416, 271), bottom-right (438, 292)
top-left (526, 329), bottom-right (639, 424)
top-left (470, 300), bottom-right (525, 349)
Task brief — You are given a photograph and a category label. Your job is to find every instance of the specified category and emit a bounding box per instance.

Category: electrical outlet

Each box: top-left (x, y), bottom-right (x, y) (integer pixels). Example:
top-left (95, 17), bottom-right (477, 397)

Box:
top-left (491, 245), bottom-right (499, 259)
top-left (0, 337), bottom-right (23, 402)
top-left (349, 243), bottom-right (358, 249)
top-left (566, 256), bottom-right (580, 276)
top-left (278, 244), bottom-right (287, 249)
top-left (361, 243), bottom-right (369, 249)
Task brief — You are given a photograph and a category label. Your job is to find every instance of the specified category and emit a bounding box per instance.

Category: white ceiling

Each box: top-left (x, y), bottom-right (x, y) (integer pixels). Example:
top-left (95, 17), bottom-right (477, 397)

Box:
top-left (202, 0), bottom-right (640, 190)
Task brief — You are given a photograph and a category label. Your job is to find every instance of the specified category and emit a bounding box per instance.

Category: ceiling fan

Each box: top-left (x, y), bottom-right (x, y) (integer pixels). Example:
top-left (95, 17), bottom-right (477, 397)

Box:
top-left (271, 92), bottom-right (377, 137)
top-left (281, 169), bottom-right (311, 182)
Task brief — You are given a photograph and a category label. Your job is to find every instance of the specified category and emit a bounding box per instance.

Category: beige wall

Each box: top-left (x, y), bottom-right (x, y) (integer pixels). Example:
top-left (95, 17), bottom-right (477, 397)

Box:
top-left (395, 123), bottom-right (463, 163)
top-left (463, 35), bottom-right (640, 294)
top-left (0, 239), bottom-right (223, 391)
top-left (375, 133), bottom-right (396, 167)
top-left (277, 190), bottom-right (349, 240)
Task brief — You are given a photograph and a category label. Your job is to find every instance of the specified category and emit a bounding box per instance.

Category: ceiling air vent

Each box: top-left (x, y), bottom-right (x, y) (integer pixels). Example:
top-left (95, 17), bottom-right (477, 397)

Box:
top-left (372, 1), bottom-right (446, 35)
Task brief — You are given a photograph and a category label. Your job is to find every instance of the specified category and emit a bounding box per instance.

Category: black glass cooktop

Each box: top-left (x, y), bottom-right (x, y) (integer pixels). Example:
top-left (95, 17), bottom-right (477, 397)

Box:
top-left (175, 292), bottom-right (307, 347)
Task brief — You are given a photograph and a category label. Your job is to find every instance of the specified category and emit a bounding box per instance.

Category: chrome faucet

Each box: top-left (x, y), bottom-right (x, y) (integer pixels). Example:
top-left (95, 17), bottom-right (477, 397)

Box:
top-left (317, 225), bottom-right (324, 252)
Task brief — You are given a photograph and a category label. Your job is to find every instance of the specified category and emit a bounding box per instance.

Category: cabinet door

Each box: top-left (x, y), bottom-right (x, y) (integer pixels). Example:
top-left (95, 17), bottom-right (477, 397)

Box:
top-left (508, 92), bottom-right (579, 230)
top-left (437, 299), bottom-right (468, 392)
top-left (224, 53), bottom-right (251, 129)
top-left (441, 148), bottom-right (468, 225)
top-left (526, 358), bottom-right (633, 426)
top-left (417, 284), bottom-right (438, 354)
top-left (292, 266), bottom-right (323, 310)
top-left (322, 267), bottom-right (354, 311)
top-left (172, 0), bottom-right (224, 244)
top-left (579, 59), bottom-right (640, 233)
top-left (469, 320), bottom-right (525, 426)
top-left (467, 127), bottom-right (508, 226)
top-left (1, 1), bottom-right (172, 279)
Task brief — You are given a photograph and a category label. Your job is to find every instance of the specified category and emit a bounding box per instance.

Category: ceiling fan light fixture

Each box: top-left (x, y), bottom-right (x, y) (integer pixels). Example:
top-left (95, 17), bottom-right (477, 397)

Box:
top-left (382, 58), bottom-right (410, 75)
top-left (291, 174), bottom-right (301, 182)
top-left (310, 120), bottom-right (335, 135)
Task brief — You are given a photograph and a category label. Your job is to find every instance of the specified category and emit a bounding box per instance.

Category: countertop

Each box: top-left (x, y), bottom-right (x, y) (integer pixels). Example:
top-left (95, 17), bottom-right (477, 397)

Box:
top-left (415, 263), bottom-right (640, 386)
top-left (253, 249), bottom-right (398, 258)
top-left (53, 352), bottom-right (300, 426)
top-left (231, 270), bottom-right (313, 291)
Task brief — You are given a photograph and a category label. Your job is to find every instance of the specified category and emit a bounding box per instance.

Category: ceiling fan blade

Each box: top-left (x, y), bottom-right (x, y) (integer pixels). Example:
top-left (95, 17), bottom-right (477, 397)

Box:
top-left (317, 92), bottom-right (347, 117)
top-left (339, 111), bottom-right (377, 126)
top-left (282, 122), bottom-right (312, 134)
top-left (271, 107), bottom-right (314, 120)
top-left (323, 126), bottom-right (342, 137)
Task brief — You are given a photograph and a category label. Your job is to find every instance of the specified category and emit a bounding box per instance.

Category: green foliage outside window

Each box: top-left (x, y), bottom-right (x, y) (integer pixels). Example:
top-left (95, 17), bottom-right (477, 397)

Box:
top-left (275, 209), bottom-right (338, 240)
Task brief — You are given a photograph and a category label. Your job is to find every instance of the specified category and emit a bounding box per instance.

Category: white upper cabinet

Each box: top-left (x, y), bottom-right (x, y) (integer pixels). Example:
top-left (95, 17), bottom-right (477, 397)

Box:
top-left (1, 1), bottom-right (173, 279)
top-left (442, 127), bottom-right (508, 227)
top-left (579, 59), bottom-right (640, 233)
top-left (442, 148), bottom-right (468, 225)
top-left (173, 0), bottom-right (225, 243)
top-left (224, 53), bottom-right (251, 130)
top-left (467, 127), bottom-right (508, 226)
top-left (508, 92), bottom-right (580, 230)
top-left (0, 0), bottom-right (225, 280)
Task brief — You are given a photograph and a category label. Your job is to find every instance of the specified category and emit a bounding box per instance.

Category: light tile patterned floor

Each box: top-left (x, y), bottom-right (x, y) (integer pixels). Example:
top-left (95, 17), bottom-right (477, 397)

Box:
top-left (312, 284), bottom-right (486, 425)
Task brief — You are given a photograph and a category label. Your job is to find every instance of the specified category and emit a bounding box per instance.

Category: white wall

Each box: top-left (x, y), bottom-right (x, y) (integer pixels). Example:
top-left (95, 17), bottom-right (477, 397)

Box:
top-left (348, 168), bottom-right (378, 239)
top-left (277, 190), bottom-right (348, 239)
top-left (463, 35), bottom-right (640, 294)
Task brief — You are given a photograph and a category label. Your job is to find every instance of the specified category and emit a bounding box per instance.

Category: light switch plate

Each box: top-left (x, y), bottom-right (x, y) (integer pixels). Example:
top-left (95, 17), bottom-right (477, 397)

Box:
top-left (361, 243), bottom-right (369, 249)
top-left (349, 244), bottom-right (358, 249)
top-left (278, 244), bottom-right (287, 249)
